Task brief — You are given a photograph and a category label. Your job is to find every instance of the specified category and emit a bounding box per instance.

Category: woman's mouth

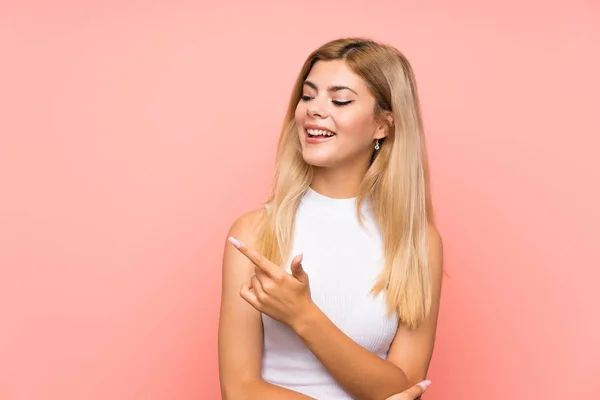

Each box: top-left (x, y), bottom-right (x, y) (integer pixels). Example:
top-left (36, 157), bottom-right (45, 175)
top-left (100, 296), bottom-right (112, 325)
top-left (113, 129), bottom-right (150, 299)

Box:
top-left (305, 128), bottom-right (336, 144)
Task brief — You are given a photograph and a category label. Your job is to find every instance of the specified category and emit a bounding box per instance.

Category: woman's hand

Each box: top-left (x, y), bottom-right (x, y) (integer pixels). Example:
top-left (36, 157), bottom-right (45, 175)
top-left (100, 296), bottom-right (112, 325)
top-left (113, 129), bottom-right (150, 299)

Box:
top-left (384, 380), bottom-right (431, 399)
top-left (228, 236), bottom-right (314, 328)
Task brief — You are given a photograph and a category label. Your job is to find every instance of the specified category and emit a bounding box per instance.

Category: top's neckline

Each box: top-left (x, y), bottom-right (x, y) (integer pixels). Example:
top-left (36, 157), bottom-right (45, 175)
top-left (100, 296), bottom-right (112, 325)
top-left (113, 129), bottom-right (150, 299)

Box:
top-left (302, 186), bottom-right (370, 215)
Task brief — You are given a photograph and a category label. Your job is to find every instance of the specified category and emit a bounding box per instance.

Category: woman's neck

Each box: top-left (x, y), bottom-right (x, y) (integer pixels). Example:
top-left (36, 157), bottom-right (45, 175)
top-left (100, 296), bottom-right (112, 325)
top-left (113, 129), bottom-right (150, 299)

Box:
top-left (310, 163), bottom-right (368, 199)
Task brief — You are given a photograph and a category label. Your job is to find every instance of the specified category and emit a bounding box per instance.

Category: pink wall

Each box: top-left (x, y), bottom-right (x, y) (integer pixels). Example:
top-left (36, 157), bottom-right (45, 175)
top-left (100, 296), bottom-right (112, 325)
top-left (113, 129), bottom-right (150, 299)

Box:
top-left (1, 1), bottom-right (598, 399)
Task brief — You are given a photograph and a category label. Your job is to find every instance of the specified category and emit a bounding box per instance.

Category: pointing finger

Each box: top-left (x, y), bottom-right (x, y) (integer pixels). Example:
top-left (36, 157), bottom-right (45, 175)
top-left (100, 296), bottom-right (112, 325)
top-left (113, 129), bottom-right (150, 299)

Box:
top-left (229, 236), bottom-right (281, 279)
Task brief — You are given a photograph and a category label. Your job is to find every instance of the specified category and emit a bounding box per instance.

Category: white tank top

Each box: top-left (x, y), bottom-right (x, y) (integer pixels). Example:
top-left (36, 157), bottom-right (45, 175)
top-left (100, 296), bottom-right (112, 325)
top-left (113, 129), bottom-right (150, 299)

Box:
top-left (261, 187), bottom-right (399, 399)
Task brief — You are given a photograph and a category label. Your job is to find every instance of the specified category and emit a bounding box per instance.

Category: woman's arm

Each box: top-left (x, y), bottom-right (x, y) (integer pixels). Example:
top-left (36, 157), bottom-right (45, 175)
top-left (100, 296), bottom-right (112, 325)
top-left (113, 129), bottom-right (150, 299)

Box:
top-left (290, 225), bottom-right (444, 400)
top-left (218, 209), bottom-right (315, 400)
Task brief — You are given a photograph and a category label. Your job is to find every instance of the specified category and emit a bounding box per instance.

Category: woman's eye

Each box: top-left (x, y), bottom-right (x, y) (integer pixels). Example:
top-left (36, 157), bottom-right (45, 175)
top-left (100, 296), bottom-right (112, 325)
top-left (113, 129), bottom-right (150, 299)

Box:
top-left (332, 100), bottom-right (352, 106)
top-left (300, 96), bottom-right (352, 106)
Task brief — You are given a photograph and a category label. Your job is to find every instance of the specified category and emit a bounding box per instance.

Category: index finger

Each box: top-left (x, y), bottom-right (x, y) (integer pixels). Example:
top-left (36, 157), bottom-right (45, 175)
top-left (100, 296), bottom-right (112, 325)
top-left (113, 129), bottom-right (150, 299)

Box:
top-left (228, 236), bottom-right (280, 278)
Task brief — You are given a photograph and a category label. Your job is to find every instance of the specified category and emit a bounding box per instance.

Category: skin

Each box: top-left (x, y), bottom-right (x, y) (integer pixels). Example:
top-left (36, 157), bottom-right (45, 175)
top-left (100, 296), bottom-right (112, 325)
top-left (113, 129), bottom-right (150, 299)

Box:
top-left (218, 60), bottom-right (443, 400)
top-left (383, 381), bottom-right (431, 400)
top-left (296, 60), bottom-right (391, 199)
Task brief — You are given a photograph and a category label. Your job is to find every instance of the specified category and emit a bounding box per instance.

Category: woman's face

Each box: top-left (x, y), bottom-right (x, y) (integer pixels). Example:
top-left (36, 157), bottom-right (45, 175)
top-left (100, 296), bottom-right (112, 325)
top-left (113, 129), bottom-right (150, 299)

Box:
top-left (295, 60), bottom-right (387, 169)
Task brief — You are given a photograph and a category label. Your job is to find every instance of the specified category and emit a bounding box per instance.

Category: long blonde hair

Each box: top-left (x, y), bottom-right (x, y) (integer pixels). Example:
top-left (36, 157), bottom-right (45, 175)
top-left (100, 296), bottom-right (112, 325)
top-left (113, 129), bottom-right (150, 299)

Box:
top-left (256, 38), bottom-right (435, 329)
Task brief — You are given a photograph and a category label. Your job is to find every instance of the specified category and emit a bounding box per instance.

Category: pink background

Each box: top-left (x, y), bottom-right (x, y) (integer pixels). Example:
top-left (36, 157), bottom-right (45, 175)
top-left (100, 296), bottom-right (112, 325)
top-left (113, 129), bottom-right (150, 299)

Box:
top-left (1, 1), bottom-right (599, 399)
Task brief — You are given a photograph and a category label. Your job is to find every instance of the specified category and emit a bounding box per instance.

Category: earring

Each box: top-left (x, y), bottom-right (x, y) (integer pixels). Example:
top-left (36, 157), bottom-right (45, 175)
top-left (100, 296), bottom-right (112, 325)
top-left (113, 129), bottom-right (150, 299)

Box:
top-left (374, 139), bottom-right (380, 151)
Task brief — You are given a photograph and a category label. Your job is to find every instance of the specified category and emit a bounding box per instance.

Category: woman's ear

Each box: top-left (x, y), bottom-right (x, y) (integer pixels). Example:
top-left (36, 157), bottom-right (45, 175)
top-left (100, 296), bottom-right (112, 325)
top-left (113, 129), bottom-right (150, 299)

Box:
top-left (385, 112), bottom-right (394, 128)
top-left (375, 111), bottom-right (394, 139)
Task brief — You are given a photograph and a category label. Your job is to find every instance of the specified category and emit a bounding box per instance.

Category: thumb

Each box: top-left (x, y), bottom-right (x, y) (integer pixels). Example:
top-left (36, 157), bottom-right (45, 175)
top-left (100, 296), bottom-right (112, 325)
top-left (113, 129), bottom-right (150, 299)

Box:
top-left (394, 380), bottom-right (431, 400)
top-left (291, 254), bottom-right (308, 283)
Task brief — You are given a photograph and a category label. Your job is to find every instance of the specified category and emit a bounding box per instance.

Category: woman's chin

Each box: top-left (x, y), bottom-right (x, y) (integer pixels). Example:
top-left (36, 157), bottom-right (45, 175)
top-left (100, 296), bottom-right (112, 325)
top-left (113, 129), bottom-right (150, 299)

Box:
top-left (302, 152), bottom-right (335, 168)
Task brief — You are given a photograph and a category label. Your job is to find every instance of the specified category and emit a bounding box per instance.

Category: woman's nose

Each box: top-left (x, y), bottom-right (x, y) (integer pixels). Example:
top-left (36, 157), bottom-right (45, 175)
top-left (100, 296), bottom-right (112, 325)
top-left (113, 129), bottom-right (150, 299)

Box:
top-left (307, 98), bottom-right (328, 118)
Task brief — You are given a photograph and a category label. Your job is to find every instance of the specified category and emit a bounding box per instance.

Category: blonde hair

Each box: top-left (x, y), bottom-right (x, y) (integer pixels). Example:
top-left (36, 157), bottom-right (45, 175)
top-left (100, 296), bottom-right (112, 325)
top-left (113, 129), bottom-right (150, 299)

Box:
top-left (256, 38), bottom-right (435, 329)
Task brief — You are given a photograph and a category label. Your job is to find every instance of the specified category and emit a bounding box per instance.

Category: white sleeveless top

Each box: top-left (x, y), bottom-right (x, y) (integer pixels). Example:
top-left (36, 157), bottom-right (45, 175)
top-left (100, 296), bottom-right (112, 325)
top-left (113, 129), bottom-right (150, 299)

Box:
top-left (261, 188), bottom-right (399, 399)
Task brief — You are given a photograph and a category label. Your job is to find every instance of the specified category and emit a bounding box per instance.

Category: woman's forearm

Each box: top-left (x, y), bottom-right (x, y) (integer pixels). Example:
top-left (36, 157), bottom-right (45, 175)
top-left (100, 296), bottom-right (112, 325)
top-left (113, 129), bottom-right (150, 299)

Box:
top-left (225, 379), bottom-right (316, 400)
top-left (291, 304), bottom-right (410, 400)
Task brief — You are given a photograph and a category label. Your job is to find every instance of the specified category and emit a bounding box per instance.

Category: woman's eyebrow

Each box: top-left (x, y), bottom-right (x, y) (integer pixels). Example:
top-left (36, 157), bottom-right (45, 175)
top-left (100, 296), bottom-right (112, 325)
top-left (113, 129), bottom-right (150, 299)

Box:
top-left (303, 80), bottom-right (358, 95)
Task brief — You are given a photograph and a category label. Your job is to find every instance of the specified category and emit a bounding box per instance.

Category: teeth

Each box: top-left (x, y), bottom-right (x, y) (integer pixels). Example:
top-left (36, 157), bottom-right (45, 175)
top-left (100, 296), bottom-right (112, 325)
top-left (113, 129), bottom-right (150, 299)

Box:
top-left (307, 129), bottom-right (335, 137)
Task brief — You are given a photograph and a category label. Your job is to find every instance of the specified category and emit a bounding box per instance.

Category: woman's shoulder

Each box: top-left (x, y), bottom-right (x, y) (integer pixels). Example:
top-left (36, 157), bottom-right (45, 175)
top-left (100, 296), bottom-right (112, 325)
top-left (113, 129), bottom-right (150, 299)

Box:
top-left (227, 205), bottom-right (269, 246)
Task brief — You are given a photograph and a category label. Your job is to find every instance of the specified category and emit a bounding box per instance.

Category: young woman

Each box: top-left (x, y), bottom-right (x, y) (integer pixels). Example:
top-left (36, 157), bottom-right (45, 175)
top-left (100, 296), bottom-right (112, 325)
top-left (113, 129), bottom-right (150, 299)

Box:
top-left (218, 37), bottom-right (443, 400)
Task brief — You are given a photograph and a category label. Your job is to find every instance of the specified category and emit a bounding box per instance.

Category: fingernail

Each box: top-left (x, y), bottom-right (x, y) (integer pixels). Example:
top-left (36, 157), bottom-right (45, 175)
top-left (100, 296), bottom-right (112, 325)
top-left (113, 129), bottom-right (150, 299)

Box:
top-left (298, 253), bottom-right (304, 262)
top-left (418, 380), bottom-right (431, 390)
top-left (228, 236), bottom-right (242, 249)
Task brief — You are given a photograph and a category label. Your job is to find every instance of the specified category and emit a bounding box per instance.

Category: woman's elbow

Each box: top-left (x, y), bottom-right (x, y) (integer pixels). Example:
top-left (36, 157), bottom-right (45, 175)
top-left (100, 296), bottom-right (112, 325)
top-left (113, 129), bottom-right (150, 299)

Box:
top-left (220, 378), bottom-right (258, 400)
top-left (220, 381), bottom-right (243, 400)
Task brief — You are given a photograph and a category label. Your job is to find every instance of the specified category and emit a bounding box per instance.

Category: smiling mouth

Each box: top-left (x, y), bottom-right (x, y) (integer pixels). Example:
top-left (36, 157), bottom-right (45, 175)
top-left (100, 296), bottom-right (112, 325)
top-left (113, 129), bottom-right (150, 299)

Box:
top-left (306, 128), bottom-right (336, 138)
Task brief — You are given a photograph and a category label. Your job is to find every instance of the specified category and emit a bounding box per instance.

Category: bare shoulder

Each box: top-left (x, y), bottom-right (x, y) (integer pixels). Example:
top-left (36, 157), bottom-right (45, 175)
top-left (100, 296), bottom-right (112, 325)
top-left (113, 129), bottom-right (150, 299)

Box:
top-left (226, 206), bottom-right (268, 247)
top-left (222, 206), bottom-right (269, 278)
